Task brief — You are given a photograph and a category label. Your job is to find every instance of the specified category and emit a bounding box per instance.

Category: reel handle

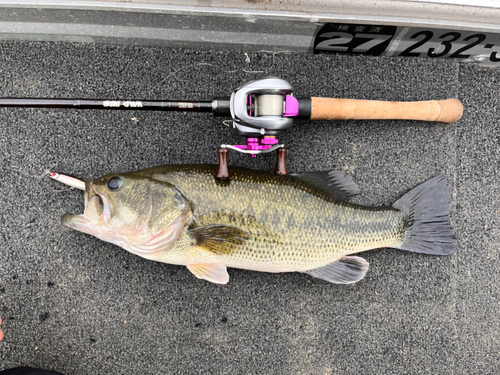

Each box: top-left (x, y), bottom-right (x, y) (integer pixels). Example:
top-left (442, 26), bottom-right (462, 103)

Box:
top-left (308, 98), bottom-right (463, 123)
top-left (216, 148), bottom-right (231, 180)
top-left (275, 148), bottom-right (288, 175)
top-left (215, 146), bottom-right (288, 181)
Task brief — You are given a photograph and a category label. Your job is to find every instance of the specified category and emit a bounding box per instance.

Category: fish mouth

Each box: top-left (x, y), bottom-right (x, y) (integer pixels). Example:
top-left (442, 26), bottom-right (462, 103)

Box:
top-left (62, 181), bottom-right (111, 233)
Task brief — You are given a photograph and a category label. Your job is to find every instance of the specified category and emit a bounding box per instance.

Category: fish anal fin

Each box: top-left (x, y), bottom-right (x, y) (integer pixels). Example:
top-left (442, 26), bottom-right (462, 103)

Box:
top-left (305, 256), bottom-right (369, 284)
top-left (187, 263), bottom-right (229, 284)
top-left (189, 224), bottom-right (249, 255)
top-left (292, 170), bottom-right (360, 200)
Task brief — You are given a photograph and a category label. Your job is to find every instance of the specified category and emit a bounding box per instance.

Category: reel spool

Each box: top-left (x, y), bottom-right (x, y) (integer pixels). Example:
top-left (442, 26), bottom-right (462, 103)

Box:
top-left (254, 94), bottom-right (284, 117)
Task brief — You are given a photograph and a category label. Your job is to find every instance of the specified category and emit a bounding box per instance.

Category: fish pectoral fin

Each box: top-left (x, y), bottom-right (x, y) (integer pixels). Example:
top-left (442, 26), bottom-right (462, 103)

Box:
top-left (186, 263), bottom-right (230, 284)
top-left (189, 224), bottom-right (249, 255)
top-left (305, 256), bottom-right (369, 284)
top-left (291, 170), bottom-right (360, 201)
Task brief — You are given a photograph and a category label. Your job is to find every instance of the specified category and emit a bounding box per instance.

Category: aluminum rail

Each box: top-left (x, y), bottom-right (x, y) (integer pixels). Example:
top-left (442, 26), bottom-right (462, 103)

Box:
top-left (0, 0), bottom-right (500, 47)
top-left (1, 0), bottom-right (500, 66)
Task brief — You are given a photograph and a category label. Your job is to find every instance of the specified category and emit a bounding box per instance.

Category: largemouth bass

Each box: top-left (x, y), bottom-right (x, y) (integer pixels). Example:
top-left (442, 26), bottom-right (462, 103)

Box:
top-left (61, 165), bottom-right (455, 284)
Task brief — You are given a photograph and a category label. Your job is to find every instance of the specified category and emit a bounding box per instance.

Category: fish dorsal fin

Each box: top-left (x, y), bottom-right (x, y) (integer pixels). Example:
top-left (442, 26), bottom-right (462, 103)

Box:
top-left (189, 224), bottom-right (249, 255)
top-left (187, 263), bottom-right (230, 284)
top-left (305, 256), bottom-right (369, 284)
top-left (291, 170), bottom-right (360, 200)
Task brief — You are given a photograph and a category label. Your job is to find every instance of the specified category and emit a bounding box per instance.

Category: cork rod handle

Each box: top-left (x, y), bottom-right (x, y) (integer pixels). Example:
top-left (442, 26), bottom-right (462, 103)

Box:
top-left (309, 98), bottom-right (463, 123)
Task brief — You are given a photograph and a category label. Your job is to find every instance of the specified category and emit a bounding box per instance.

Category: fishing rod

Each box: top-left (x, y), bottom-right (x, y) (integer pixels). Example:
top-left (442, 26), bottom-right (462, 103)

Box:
top-left (1, 77), bottom-right (463, 179)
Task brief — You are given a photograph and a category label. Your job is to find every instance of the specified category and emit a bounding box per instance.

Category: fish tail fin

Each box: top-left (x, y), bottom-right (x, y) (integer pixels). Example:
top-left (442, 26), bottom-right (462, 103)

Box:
top-left (392, 175), bottom-right (456, 255)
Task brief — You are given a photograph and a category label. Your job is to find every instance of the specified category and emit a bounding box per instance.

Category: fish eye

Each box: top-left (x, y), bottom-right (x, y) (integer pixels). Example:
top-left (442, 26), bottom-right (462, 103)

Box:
top-left (107, 177), bottom-right (123, 190)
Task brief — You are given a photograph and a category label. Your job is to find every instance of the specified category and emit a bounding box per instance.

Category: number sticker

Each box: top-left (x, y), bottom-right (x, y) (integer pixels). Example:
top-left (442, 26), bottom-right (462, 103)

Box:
top-left (396, 28), bottom-right (499, 64)
top-left (449, 34), bottom-right (487, 59)
top-left (315, 32), bottom-right (354, 52)
top-left (313, 23), bottom-right (500, 66)
top-left (314, 24), bottom-right (397, 56)
top-left (399, 31), bottom-right (434, 57)
top-left (428, 32), bottom-right (461, 58)
top-left (490, 51), bottom-right (500, 62)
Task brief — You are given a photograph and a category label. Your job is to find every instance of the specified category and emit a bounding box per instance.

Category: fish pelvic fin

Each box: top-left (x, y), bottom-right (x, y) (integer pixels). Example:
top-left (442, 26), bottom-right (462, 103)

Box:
top-left (189, 224), bottom-right (249, 255)
top-left (187, 263), bottom-right (229, 284)
top-left (305, 256), bottom-right (369, 284)
top-left (291, 170), bottom-right (360, 201)
top-left (393, 175), bottom-right (456, 255)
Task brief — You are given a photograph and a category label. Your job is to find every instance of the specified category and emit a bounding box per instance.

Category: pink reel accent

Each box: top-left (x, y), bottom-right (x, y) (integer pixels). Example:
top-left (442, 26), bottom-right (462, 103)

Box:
top-left (233, 137), bottom-right (279, 157)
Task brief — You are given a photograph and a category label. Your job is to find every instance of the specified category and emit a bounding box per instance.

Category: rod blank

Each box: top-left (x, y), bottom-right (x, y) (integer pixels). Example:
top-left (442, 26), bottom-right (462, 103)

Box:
top-left (0, 98), bottom-right (214, 112)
